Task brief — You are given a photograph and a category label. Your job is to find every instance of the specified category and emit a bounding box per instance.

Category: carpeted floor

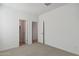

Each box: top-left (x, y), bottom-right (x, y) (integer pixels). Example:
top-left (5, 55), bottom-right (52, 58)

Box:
top-left (0, 43), bottom-right (78, 56)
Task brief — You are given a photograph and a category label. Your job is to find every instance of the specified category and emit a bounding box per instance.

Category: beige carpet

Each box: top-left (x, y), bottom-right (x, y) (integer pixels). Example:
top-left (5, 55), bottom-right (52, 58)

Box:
top-left (0, 43), bottom-right (78, 56)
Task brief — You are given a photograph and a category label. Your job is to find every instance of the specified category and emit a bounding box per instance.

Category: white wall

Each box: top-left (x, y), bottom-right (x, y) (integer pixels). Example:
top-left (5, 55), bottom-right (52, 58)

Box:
top-left (0, 5), bottom-right (38, 51)
top-left (38, 19), bottom-right (44, 43)
top-left (39, 4), bottom-right (79, 55)
top-left (0, 6), bottom-right (3, 49)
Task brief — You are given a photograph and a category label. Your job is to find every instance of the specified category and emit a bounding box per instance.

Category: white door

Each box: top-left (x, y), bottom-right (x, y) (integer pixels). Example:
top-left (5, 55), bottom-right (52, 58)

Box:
top-left (38, 19), bottom-right (44, 44)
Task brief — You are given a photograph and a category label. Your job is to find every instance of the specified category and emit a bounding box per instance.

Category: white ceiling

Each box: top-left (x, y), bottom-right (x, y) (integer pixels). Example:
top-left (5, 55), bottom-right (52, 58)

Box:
top-left (2, 3), bottom-right (67, 16)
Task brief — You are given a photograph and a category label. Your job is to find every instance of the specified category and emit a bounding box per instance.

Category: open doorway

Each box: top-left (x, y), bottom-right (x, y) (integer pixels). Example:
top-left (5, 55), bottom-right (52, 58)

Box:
top-left (32, 22), bottom-right (38, 43)
top-left (19, 20), bottom-right (26, 46)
